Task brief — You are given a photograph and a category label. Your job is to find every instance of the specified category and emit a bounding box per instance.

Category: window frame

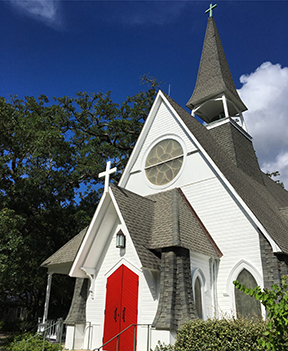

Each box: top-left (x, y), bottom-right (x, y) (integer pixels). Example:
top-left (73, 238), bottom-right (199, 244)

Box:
top-left (226, 260), bottom-right (265, 318)
top-left (192, 268), bottom-right (206, 320)
top-left (143, 135), bottom-right (186, 189)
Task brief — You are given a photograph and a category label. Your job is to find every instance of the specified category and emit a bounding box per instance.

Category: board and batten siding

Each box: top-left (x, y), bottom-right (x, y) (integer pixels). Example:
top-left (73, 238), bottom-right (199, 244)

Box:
top-left (83, 225), bottom-right (166, 351)
top-left (182, 177), bottom-right (264, 316)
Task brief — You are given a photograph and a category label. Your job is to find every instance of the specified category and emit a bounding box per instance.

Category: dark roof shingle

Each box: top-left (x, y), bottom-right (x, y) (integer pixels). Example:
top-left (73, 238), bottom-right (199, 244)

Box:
top-left (186, 17), bottom-right (247, 112)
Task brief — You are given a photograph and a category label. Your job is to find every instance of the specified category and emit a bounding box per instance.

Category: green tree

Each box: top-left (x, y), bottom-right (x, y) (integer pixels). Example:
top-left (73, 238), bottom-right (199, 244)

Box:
top-left (0, 76), bottom-right (159, 329)
top-left (266, 171), bottom-right (285, 188)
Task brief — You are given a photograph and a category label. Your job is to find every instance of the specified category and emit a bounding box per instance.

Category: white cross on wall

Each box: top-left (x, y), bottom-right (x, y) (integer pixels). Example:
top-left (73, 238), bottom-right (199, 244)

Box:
top-left (98, 161), bottom-right (117, 193)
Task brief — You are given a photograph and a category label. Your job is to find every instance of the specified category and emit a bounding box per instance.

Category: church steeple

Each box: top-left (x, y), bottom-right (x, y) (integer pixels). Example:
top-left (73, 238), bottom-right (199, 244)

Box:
top-left (186, 15), bottom-right (247, 128)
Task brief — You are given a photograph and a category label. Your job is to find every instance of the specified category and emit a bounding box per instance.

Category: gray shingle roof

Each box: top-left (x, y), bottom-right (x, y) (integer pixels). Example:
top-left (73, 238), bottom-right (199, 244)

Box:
top-left (42, 93), bottom-right (288, 269)
top-left (110, 184), bottom-right (160, 270)
top-left (41, 227), bottom-right (87, 268)
top-left (146, 188), bottom-right (221, 258)
top-left (209, 121), bottom-right (264, 184)
top-left (42, 183), bottom-right (220, 271)
top-left (111, 184), bottom-right (220, 269)
top-left (186, 17), bottom-right (247, 113)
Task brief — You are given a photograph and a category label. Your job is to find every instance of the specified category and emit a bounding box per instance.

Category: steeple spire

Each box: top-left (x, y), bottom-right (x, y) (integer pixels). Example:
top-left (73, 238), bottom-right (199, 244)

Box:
top-left (186, 16), bottom-right (247, 127)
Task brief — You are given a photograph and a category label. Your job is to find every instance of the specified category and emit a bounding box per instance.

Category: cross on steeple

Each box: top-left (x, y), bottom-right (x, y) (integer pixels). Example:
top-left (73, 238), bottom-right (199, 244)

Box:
top-left (205, 3), bottom-right (217, 17)
top-left (98, 161), bottom-right (117, 193)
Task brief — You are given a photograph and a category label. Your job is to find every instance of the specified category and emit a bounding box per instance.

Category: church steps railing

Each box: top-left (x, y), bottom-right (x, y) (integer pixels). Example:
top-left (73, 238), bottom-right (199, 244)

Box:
top-left (22, 319), bottom-right (64, 351)
top-left (93, 323), bottom-right (151, 351)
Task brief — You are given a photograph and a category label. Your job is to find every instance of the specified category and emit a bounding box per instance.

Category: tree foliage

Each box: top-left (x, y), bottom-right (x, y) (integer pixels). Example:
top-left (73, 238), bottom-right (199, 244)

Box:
top-left (234, 275), bottom-right (288, 350)
top-left (0, 76), bottom-right (158, 328)
top-left (266, 171), bottom-right (285, 188)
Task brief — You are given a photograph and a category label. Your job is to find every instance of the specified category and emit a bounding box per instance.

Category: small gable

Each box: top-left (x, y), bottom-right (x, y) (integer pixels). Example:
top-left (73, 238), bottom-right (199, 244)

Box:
top-left (111, 184), bottom-right (220, 261)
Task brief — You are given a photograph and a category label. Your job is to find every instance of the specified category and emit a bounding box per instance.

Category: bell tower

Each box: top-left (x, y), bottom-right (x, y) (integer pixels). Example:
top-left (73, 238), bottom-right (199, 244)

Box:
top-left (186, 4), bottom-right (264, 184)
top-left (186, 4), bottom-right (248, 130)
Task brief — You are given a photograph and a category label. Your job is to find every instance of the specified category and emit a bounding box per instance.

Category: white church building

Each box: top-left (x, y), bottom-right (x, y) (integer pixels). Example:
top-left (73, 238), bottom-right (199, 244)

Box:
top-left (41, 9), bottom-right (288, 351)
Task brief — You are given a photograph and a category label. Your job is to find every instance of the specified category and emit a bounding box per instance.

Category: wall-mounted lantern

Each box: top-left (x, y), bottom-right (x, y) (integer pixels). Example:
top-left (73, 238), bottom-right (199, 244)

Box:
top-left (116, 230), bottom-right (126, 248)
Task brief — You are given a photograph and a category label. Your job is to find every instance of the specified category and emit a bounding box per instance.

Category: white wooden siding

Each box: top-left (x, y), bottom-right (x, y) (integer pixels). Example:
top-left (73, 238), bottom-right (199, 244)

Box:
top-left (182, 177), bottom-right (264, 316)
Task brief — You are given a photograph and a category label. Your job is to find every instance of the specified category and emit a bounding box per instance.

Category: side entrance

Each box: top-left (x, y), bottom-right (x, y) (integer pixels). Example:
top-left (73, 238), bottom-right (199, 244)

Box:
top-left (103, 264), bottom-right (139, 351)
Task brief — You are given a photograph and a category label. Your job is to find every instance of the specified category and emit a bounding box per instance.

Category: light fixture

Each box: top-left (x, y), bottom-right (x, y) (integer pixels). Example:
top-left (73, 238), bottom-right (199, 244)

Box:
top-left (116, 230), bottom-right (126, 248)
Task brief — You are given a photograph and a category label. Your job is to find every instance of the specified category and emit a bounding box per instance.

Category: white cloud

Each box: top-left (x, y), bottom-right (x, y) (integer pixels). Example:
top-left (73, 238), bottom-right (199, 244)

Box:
top-left (9, 0), bottom-right (62, 28)
top-left (238, 62), bottom-right (288, 188)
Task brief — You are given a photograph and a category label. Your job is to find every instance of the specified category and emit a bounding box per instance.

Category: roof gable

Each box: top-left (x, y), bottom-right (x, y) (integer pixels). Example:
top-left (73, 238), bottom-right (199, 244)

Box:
top-left (111, 184), bottom-right (221, 260)
top-left (119, 90), bottom-right (199, 189)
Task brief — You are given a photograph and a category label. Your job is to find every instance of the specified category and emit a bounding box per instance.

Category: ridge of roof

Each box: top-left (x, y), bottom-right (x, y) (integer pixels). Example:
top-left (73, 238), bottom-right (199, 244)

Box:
top-left (186, 17), bottom-right (247, 112)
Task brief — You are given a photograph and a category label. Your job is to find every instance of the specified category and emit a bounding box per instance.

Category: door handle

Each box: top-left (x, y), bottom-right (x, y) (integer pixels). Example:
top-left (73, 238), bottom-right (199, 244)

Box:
top-left (114, 308), bottom-right (117, 322)
top-left (122, 307), bottom-right (126, 322)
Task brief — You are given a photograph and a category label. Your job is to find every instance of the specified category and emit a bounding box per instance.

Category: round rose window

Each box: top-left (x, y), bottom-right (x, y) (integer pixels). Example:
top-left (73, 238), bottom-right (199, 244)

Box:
top-left (145, 139), bottom-right (183, 186)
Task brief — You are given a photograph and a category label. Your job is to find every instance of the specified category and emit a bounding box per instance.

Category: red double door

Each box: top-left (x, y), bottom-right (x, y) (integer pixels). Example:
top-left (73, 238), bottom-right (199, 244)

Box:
top-left (103, 265), bottom-right (139, 351)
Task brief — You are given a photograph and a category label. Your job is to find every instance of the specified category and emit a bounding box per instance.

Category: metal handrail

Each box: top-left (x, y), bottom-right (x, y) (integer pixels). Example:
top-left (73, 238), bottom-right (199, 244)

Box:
top-left (93, 323), bottom-right (151, 351)
top-left (22, 320), bottom-right (64, 351)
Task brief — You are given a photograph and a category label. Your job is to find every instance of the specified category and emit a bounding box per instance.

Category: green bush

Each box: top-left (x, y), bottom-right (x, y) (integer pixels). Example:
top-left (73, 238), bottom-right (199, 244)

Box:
top-left (153, 317), bottom-right (269, 351)
top-left (7, 333), bottom-right (62, 351)
top-left (174, 317), bottom-right (267, 351)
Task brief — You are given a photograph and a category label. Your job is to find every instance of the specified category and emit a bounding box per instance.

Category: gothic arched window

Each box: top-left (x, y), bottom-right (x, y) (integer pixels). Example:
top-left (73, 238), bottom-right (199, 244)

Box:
top-left (194, 277), bottom-right (203, 319)
top-left (235, 269), bottom-right (261, 319)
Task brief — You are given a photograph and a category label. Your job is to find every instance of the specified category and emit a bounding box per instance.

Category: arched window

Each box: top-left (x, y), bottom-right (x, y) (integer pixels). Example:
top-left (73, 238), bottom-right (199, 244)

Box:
top-left (194, 277), bottom-right (203, 319)
top-left (235, 269), bottom-right (261, 319)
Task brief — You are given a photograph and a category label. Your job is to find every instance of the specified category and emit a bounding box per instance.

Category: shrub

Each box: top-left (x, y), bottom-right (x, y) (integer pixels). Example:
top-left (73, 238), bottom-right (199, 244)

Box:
top-left (152, 317), bottom-right (269, 351)
top-left (7, 333), bottom-right (62, 351)
top-left (174, 317), bottom-right (268, 351)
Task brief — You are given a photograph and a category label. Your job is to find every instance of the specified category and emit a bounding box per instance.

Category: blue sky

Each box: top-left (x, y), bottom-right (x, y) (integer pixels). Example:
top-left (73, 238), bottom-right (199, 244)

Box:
top-left (1, 0), bottom-right (288, 186)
